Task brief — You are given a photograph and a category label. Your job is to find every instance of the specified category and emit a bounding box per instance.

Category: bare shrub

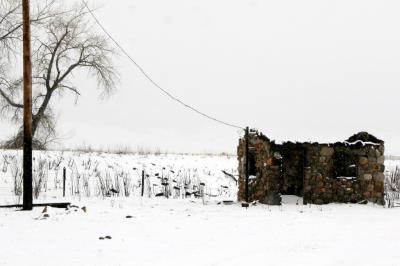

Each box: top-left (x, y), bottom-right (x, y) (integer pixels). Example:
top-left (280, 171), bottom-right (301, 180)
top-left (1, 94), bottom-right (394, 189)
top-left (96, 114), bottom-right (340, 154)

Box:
top-left (10, 156), bottom-right (22, 203)
top-left (96, 171), bottom-right (113, 198)
top-left (33, 158), bottom-right (48, 199)
top-left (96, 172), bottom-right (106, 198)
top-left (112, 170), bottom-right (121, 197)
top-left (81, 173), bottom-right (90, 197)
top-left (385, 166), bottom-right (400, 208)
top-left (122, 173), bottom-right (131, 197)
top-left (2, 153), bottom-right (13, 173)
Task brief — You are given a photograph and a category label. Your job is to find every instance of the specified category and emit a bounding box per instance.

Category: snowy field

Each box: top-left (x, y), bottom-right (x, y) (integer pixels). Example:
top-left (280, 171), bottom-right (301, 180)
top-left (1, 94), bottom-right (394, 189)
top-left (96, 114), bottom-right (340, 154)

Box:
top-left (0, 150), bottom-right (400, 266)
top-left (0, 150), bottom-right (239, 205)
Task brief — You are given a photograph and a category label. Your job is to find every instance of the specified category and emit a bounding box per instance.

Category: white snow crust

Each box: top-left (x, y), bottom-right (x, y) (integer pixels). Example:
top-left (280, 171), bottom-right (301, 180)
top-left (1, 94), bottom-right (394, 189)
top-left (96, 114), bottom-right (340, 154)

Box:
top-left (0, 150), bottom-right (399, 266)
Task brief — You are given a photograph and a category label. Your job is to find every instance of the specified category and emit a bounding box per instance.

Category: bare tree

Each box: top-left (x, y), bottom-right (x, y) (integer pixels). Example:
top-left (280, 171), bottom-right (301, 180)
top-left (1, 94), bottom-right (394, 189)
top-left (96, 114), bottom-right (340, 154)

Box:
top-left (0, 0), bottom-right (65, 148)
top-left (0, 2), bottom-right (118, 149)
top-left (0, 0), bottom-right (21, 55)
top-left (0, 0), bottom-right (58, 56)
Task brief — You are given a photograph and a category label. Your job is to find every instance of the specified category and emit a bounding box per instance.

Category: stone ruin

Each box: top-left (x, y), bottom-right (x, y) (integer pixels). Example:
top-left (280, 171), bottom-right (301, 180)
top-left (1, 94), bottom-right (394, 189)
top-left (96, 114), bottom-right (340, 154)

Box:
top-left (237, 131), bottom-right (385, 205)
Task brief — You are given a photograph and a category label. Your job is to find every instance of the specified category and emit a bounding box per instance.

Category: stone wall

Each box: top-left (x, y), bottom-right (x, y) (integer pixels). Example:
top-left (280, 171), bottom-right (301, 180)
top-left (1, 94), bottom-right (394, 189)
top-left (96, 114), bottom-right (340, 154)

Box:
top-left (303, 142), bottom-right (385, 205)
top-left (237, 132), bottom-right (282, 205)
top-left (237, 131), bottom-right (385, 205)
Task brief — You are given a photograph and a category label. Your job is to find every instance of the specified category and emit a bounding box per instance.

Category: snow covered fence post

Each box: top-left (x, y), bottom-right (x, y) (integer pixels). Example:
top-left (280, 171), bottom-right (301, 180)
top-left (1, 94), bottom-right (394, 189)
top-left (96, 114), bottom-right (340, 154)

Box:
top-left (141, 170), bottom-right (145, 197)
top-left (63, 167), bottom-right (66, 197)
top-left (245, 127), bottom-right (249, 203)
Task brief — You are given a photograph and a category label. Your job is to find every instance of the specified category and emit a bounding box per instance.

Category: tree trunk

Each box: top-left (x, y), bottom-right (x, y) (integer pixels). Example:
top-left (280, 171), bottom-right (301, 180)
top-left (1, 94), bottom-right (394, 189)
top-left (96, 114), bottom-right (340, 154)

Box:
top-left (31, 92), bottom-right (52, 137)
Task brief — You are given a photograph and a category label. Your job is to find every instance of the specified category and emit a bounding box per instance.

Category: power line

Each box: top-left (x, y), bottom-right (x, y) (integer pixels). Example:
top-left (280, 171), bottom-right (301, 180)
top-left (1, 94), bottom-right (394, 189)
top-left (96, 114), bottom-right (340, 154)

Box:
top-left (82, 1), bottom-right (245, 131)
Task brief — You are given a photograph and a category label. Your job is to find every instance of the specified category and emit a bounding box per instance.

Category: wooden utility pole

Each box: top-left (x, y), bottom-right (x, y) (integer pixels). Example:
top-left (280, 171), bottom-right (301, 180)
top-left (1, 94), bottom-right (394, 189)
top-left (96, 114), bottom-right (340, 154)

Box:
top-left (245, 127), bottom-right (249, 203)
top-left (22, 0), bottom-right (33, 210)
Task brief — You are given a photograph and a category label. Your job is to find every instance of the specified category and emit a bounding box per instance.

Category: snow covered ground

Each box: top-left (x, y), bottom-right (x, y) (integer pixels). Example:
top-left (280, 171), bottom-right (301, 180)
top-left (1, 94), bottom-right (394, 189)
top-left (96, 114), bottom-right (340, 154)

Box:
top-left (0, 150), bottom-right (400, 266)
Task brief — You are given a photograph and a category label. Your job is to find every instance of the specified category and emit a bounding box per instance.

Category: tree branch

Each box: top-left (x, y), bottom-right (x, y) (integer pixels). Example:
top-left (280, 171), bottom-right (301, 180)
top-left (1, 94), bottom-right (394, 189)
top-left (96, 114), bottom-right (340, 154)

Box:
top-left (0, 87), bottom-right (23, 108)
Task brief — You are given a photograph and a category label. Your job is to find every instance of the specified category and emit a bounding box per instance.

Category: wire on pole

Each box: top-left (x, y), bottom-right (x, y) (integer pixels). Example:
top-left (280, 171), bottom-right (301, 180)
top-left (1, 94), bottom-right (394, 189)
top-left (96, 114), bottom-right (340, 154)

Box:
top-left (82, 1), bottom-right (245, 131)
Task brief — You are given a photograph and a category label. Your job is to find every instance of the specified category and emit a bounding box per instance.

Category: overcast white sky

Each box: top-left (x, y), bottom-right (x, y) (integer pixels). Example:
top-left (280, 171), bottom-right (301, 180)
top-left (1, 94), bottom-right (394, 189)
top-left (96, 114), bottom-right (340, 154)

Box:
top-left (2, 0), bottom-right (400, 154)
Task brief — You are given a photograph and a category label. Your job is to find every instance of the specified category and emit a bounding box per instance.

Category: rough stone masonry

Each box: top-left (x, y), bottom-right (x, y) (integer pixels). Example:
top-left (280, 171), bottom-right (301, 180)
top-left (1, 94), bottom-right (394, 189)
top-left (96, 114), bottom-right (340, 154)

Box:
top-left (237, 131), bottom-right (385, 205)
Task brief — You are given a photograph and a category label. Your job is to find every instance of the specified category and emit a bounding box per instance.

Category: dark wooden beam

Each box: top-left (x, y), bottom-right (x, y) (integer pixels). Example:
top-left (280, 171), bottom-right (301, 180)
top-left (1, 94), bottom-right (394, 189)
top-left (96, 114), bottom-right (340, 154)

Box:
top-left (0, 202), bottom-right (71, 209)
